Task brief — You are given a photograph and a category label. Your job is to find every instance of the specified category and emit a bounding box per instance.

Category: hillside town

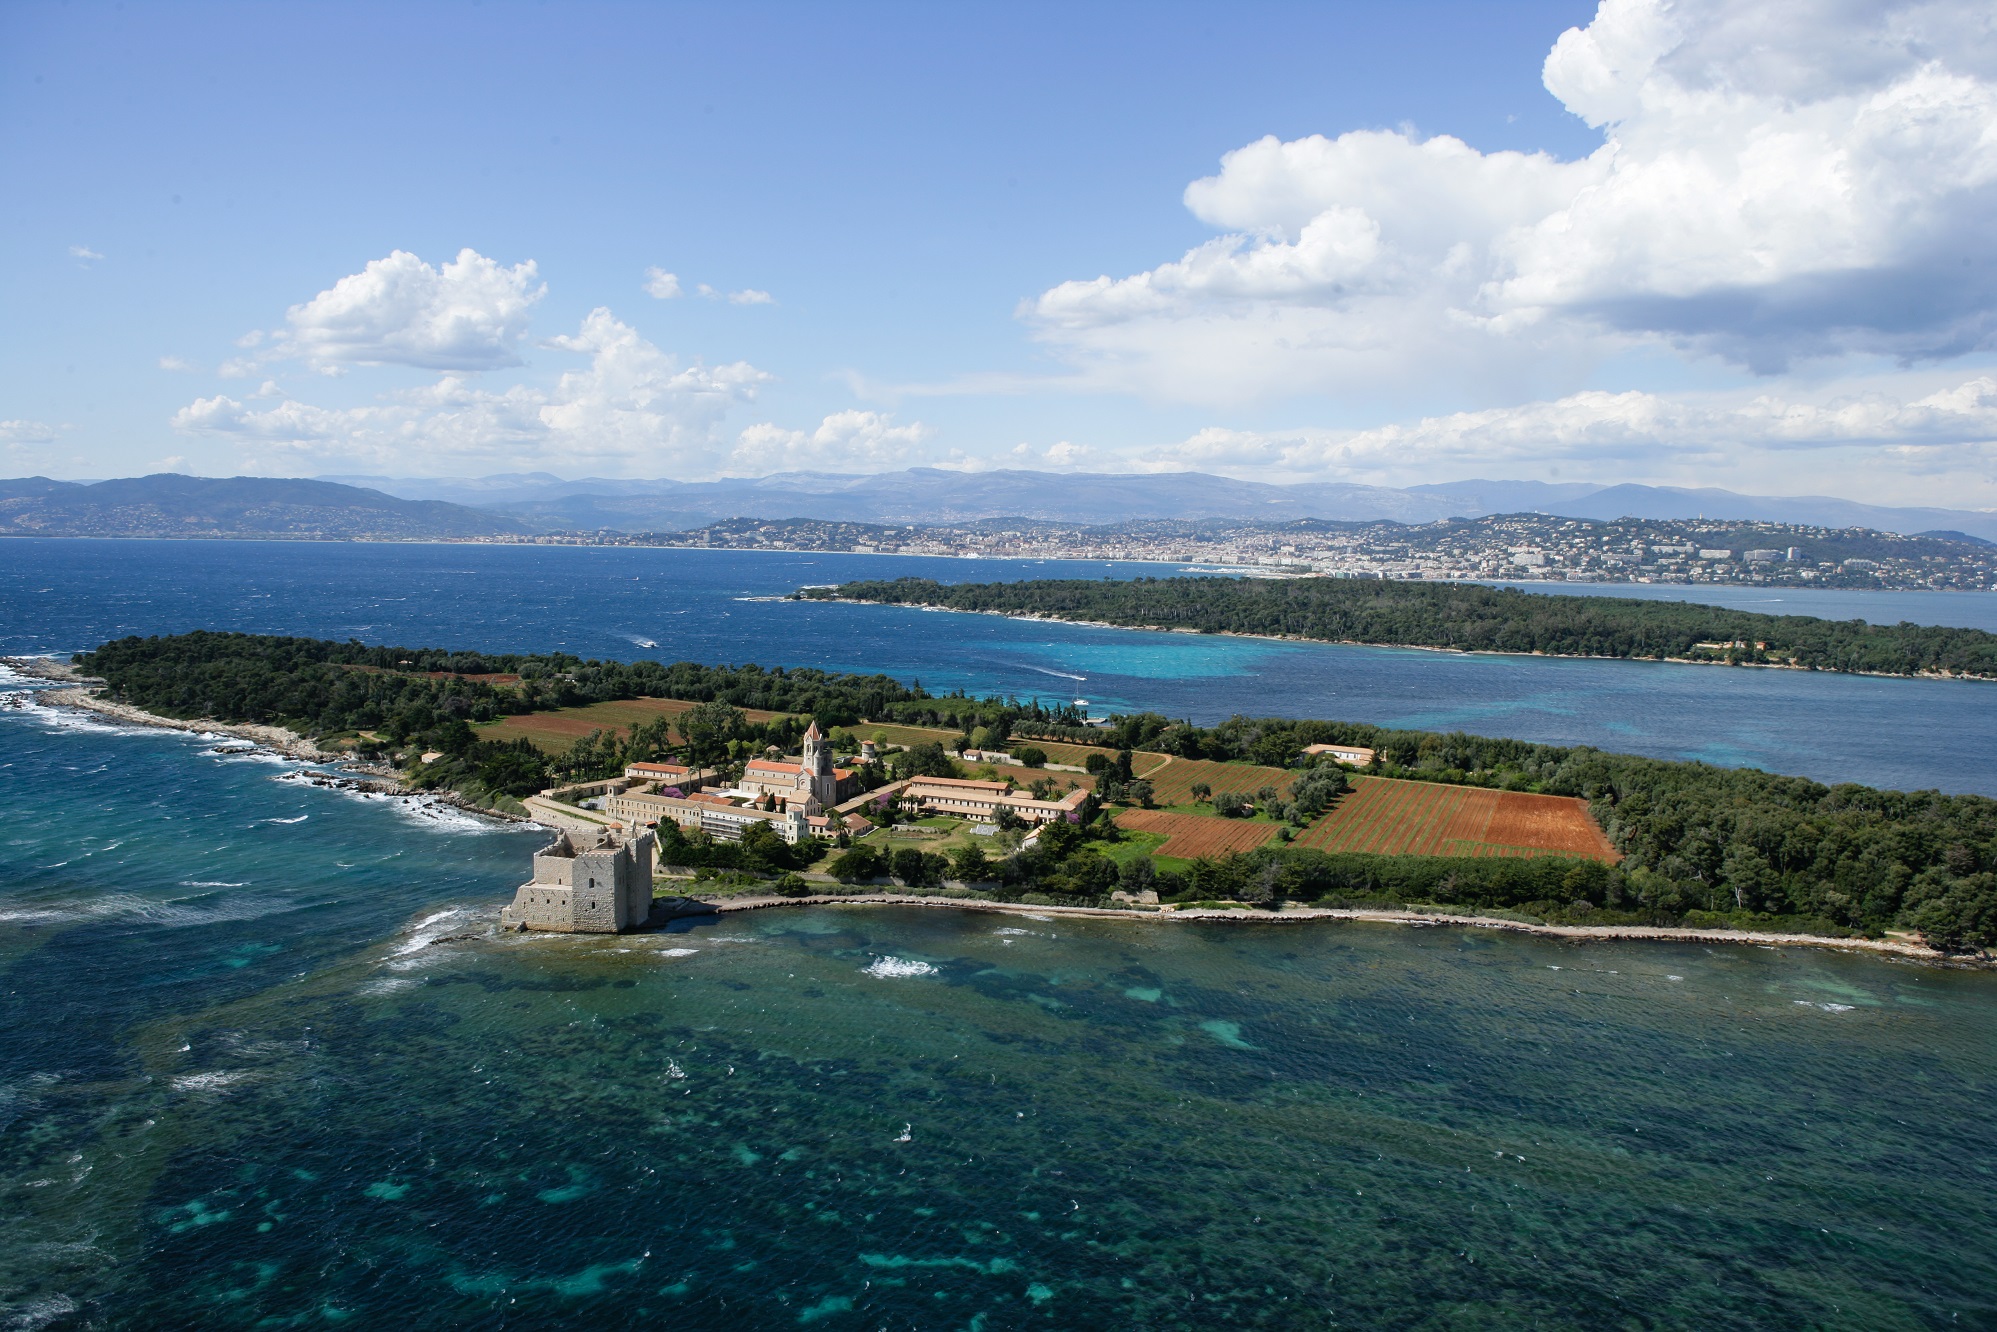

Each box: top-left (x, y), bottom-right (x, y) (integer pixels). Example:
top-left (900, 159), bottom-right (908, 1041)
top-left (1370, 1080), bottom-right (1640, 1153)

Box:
top-left (512, 513), bottom-right (1997, 592)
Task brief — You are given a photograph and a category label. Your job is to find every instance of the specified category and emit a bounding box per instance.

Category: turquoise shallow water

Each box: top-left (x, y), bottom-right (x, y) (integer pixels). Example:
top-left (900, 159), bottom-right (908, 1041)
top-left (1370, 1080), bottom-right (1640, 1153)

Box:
top-left (3, 539), bottom-right (1996, 794)
top-left (2, 678), bottom-right (1994, 1329)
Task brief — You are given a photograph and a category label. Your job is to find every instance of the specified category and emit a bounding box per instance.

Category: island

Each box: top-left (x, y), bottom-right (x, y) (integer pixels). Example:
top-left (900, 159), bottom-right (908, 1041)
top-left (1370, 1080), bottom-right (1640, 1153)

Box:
top-left (798, 576), bottom-right (1997, 679)
top-left (26, 630), bottom-right (1993, 956)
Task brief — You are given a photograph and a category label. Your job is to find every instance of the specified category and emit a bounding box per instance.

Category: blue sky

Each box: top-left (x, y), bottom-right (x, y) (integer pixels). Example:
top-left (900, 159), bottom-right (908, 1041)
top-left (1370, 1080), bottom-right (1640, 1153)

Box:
top-left (4, 0), bottom-right (1996, 507)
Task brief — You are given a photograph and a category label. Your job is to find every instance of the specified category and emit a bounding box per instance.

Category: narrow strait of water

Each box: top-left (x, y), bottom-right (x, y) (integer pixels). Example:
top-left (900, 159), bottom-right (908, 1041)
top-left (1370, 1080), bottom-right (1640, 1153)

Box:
top-left (1, 540), bottom-right (1994, 1329)
top-left (2, 538), bottom-right (1993, 796)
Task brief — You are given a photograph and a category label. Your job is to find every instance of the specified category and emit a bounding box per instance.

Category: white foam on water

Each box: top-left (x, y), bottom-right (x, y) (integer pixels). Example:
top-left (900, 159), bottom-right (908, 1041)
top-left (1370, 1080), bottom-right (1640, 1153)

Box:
top-left (658, 947), bottom-right (699, 957)
top-left (1792, 1000), bottom-right (1857, 1013)
top-left (994, 927), bottom-right (1030, 936)
top-left (0, 661), bottom-right (54, 689)
top-left (3, 697), bottom-right (162, 739)
top-left (391, 908), bottom-right (474, 956)
top-left (221, 750), bottom-right (298, 766)
top-left (170, 1070), bottom-right (251, 1093)
top-left (178, 881), bottom-right (248, 888)
top-left (262, 814), bottom-right (309, 825)
top-left (390, 798), bottom-right (507, 834)
top-left (863, 956), bottom-right (938, 979)
top-left (1, 1292), bottom-right (80, 1331)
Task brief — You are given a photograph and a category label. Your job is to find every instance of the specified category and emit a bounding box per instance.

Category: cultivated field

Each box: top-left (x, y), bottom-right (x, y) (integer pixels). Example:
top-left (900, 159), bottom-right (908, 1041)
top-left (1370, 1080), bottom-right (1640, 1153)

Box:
top-left (477, 697), bottom-right (787, 751)
top-left (1136, 756), bottom-right (1297, 808)
top-left (859, 722), bottom-right (1120, 770)
top-left (1112, 809), bottom-right (1283, 860)
top-left (1294, 777), bottom-right (1616, 861)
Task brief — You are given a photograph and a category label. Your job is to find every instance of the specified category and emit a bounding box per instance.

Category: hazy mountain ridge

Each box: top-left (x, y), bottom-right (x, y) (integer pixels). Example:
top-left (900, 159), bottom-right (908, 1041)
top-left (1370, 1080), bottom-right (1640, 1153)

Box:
top-left (6, 470), bottom-right (1995, 543)
top-left (0, 474), bottom-right (531, 539)
top-left (336, 468), bottom-right (1997, 542)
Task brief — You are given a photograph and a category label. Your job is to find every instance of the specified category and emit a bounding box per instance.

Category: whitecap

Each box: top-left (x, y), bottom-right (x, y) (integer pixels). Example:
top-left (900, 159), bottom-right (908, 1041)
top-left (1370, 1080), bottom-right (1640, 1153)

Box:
top-left (170, 1070), bottom-right (250, 1093)
top-left (993, 927), bottom-right (1030, 936)
top-left (262, 814), bottom-right (309, 825)
top-left (658, 947), bottom-right (699, 958)
top-left (863, 956), bottom-right (938, 979)
top-left (391, 908), bottom-right (474, 956)
top-left (178, 881), bottom-right (249, 889)
top-left (1, 1292), bottom-right (80, 1331)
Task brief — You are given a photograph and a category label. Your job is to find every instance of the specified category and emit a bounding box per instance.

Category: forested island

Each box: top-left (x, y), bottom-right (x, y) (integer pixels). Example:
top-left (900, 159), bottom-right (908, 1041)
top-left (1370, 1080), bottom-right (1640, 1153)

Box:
top-left (69, 631), bottom-right (1997, 949)
top-left (799, 576), bottom-right (1997, 678)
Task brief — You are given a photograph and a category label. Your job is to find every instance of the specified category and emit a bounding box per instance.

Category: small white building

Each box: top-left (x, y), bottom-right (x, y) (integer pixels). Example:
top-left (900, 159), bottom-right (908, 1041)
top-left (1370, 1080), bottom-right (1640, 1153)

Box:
top-left (1302, 742), bottom-right (1375, 767)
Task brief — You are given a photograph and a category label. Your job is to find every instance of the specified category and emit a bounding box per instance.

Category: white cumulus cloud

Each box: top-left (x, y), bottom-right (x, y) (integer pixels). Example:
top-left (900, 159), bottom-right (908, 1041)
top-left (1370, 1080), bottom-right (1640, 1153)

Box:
top-left (1029, 0), bottom-right (1997, 400)
top-left (173, 309), bottom-right (768, 475)
top-left (0, 419), bottom-right (62, 444)
top-left (278, 248), bottom-right (545, 372)
top-left (1148, 375), bottom-right (1997, 495)
top-left (643, 267), bottom-right (683, 299)
top-left (730, 410), bottom-right (932, 473)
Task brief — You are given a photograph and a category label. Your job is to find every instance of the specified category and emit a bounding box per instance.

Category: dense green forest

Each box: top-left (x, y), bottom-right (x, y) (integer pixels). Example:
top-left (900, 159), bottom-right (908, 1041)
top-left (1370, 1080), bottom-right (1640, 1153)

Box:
top-left (74, 631), bottom-right (1997, 949)
top-left (802, 577), bottom-right (1997, 678)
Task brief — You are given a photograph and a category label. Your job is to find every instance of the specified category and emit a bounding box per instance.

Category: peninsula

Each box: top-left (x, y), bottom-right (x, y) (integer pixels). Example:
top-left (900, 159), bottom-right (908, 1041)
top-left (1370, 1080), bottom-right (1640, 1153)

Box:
top-left (40, 631), bottom-right (1997, 957)
top-left (799, 576), bottom-right (1997, 679)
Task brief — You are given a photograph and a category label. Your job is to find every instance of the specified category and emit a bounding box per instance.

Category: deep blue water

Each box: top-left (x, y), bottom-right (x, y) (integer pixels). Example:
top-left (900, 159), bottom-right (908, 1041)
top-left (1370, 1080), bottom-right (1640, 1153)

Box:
top-left (1, 682), bottom-right (1992, 1329)
top-left (3, 541), bottom-right (1997, 1328)
top-left (3, 539), bottom-right (1994, 795)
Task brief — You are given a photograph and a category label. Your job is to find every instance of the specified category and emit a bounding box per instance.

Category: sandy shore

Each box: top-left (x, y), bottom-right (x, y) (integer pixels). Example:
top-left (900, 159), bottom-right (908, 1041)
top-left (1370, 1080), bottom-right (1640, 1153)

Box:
top-left (686, 889), bottom-right (1986, 966)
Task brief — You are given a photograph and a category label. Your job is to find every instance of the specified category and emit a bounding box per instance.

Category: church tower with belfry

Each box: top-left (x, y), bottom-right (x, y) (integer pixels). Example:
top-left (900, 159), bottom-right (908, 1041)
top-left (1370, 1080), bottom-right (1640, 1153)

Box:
top-left (801, 721), bottom-right (838, 811)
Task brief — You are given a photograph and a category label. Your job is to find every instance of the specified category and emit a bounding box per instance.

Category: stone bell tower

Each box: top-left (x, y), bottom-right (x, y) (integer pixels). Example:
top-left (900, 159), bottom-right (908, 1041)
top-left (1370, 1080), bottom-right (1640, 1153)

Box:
top-left (801, 720), bottom-right (838, 811)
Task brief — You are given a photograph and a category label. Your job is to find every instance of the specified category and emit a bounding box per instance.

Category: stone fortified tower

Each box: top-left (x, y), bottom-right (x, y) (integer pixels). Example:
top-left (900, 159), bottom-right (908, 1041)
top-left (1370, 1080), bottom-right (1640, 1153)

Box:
top-left (800, 720), bottom-right (838, 811)
top-left (499, 826), bottom-right (655, 933)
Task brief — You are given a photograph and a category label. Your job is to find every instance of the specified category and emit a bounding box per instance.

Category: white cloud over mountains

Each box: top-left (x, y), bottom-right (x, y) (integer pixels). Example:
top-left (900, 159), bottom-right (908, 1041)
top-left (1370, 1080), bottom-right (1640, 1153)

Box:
top-left (280, 248), bottom-right (546, 372)
top-left (1155, 375), bottom-right (1997, 494)
top-left (176, 306), bottom-right (769, 472)
top-left (732, 410), bottom-right (931, 472)
top-left (173, 250), bottom-right (916, 476)
top-left (1029, 0), bottom-right (1997, 400)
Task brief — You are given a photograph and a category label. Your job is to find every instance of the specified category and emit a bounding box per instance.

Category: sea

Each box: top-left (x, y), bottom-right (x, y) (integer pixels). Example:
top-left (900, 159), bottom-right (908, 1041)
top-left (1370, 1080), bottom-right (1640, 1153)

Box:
top-left (1, 538), bottom-right (1994, 1329)
top-left (3, 538), bottom-right (1995, 796)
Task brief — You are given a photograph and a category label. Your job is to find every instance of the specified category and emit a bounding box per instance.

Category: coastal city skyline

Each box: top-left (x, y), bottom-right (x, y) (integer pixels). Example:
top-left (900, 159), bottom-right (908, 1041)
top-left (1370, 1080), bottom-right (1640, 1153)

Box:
top-left (6, 0), bottom-right (1997, 509)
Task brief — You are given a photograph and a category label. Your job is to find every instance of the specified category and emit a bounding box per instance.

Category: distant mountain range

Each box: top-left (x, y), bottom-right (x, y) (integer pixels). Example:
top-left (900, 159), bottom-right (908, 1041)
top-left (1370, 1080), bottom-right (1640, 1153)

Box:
top-left (0, 474), bottom-right (530, 539)
top-left (326, 468), bottom-right (1997, 543)
top-left (5, 469), bottom-right (1993, 543)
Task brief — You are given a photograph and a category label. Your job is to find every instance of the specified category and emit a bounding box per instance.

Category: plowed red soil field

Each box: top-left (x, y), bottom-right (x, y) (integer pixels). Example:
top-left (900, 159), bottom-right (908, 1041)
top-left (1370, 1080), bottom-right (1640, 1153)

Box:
top-left (1112, 809), bottom-right (1282, 859)
top-left (1293, 776), bottom-right (1616, 862)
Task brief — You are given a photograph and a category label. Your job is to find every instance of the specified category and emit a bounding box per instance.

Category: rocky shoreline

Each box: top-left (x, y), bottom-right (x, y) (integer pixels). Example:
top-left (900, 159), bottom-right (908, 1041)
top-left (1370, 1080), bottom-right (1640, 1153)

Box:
top-left (1, 655), bottom-right (529, 824)
top-left (682, 889), bottom-right (1987, 967)
top-left (7, 654), bottom-right (1980, 966)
